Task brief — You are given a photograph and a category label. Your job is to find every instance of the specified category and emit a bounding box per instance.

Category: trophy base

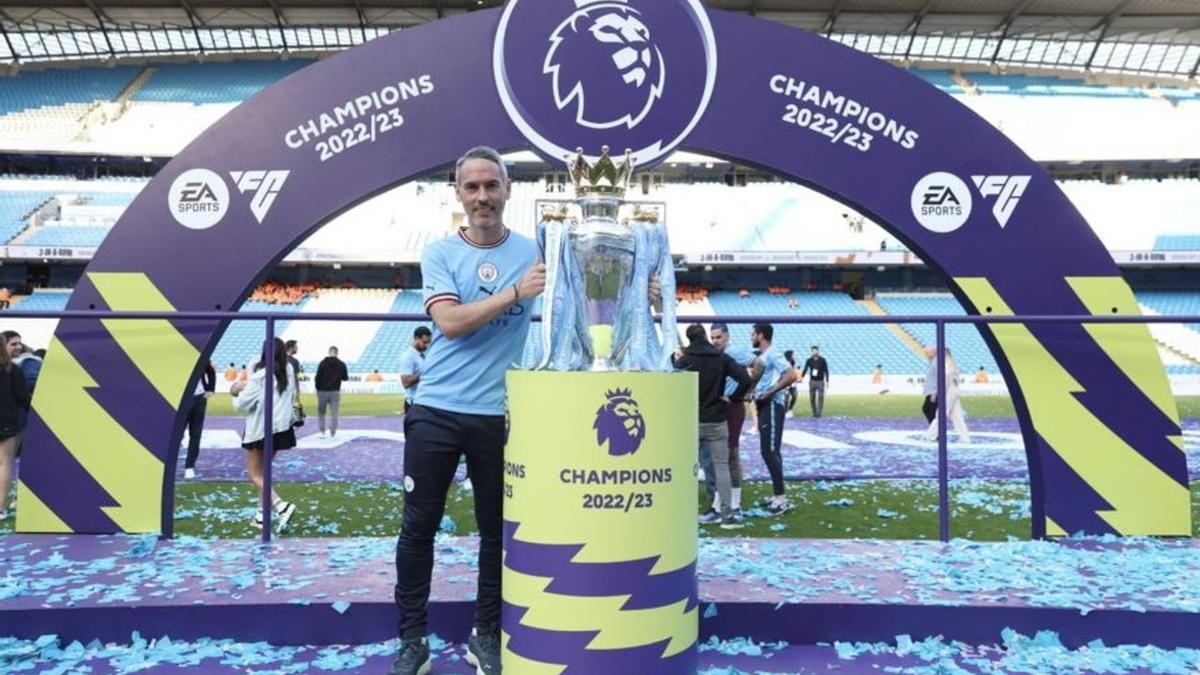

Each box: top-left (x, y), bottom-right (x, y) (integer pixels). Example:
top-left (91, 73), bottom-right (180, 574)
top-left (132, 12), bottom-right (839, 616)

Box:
top-left (502, 371), bottom-right (699, 673)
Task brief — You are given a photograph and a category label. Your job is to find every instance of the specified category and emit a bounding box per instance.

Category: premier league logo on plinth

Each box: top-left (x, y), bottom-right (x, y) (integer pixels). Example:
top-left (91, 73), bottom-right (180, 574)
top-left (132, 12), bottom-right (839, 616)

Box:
top-left (536, 146), bottom-right (677, 371)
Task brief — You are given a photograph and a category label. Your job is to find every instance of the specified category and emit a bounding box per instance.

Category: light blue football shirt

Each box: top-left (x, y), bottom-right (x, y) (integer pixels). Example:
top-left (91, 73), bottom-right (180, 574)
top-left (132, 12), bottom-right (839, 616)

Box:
top-left (753, 346), bottom-right (791, 406)
top-left (723, 344), bottom-right (756, 397)
top-left (398, 346), bottom-right (425, 403)
top-left (415, 228), bottom-right (537, 416)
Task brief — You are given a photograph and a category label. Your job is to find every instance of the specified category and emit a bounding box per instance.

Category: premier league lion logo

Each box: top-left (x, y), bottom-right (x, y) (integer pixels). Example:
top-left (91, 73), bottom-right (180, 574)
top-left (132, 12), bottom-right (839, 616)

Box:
top-left (594, 388), bottom-right (646, 456)
top-left (544, 0), bottom-right (665, 130)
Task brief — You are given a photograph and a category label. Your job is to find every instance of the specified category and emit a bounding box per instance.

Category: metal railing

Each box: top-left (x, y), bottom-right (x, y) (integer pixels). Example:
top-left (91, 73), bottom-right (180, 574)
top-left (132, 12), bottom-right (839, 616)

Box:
top-left (6, 307), bottom-right (1198, 542)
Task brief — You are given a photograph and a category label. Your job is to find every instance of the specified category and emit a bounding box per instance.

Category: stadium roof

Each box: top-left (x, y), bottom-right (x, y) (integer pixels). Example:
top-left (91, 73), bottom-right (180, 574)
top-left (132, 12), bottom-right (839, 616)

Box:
top-left (2, 0), bottom-right (1199, 80)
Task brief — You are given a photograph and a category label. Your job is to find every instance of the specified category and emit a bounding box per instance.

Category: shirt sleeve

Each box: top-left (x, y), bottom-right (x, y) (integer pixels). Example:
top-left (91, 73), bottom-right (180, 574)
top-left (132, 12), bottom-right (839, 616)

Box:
top-left (421, 244), bottom-right (459, 314)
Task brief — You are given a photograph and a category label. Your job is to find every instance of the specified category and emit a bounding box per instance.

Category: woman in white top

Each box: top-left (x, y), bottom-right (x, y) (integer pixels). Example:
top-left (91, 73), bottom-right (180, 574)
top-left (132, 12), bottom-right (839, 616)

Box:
top-left (926, 348), bottom-right (971, 444)
top-left (231, 337), bottom-right (298, 531)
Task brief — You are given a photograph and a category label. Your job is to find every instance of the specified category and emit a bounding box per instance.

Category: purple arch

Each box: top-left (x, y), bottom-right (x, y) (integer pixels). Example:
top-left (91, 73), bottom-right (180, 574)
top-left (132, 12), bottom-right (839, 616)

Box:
top-left (15, 5), bottom-right (1188, 539)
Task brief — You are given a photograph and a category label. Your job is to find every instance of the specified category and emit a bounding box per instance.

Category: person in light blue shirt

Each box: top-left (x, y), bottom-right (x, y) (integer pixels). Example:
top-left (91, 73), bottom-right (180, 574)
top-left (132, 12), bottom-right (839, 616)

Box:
top-left (392, 146), bottom-right (545, 675)
top-left (708, 323), bottom-right (760, 516)
top-left (398, 326), bottom-right (431, 414)
top-left (751, 322), bottom-right (796, 515)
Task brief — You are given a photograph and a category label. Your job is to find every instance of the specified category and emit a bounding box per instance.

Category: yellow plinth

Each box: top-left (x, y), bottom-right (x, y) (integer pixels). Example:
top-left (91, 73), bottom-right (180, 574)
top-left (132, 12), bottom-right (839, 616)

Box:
top-left (502, 371), bottom-right (698, 674)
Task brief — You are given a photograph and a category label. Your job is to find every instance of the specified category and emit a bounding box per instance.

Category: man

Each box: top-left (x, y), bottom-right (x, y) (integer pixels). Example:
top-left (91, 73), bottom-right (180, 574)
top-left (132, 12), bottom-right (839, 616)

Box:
top-left (674, 324), bottom-right (751, 529)
top-left (921, 346), bottom-right (938, 423)
top-left (315, 346), bottom-right (349, 438)
top-left (285, 340), bottom-right (302, 392)
top-left (225, 362), bottom-right (240, 382)
top-left (399, 326), bottom-right (432, 414)
top-left (751, 323), bottom-right (796, 515)
top-left (182, 361), bottom-right (216, 479)
top-left (391, 146), bottom-right (544, 675)
top-left (709, 323), bottom-right (759, 517)
top-left (974, 367), bottom-right (989, 384)
top-left (800, 345), bottom-right (830, 418)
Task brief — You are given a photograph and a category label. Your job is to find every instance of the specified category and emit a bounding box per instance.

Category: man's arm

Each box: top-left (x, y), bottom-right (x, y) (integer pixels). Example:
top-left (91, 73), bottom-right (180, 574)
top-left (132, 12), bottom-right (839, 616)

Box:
top-left (725, 355), bottom-right (752, 401)
top-left (800, 359), bottom-right (810, 379)
top-left (429, 263), bottom-right (545, 339)
top-left (757, 359), bottom-right (798, 401)
top-left (340, 361), bottom-right (349, 382)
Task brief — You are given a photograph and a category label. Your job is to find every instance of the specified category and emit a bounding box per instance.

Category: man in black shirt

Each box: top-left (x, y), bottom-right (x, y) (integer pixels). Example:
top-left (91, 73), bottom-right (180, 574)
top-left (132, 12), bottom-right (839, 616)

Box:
top-left (673, 324), bottom-right (752, 529)
top-left (315, 346), bottom-right (349, 438)
top-left (801, 345), bottom-right (830, 418)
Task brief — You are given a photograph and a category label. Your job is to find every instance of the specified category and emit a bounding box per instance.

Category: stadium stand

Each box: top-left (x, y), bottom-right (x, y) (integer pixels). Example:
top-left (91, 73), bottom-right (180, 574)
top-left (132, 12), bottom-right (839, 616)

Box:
top-left (874, 293), bottom-right (1000, 373)
top-left (1155, 235), bottom-right (1200, 251)
top-left (708, 291), bottom-right (926, 375)
top-left (353, 291), bottom-right (428, 374)
top-left (132, 60), bottom-right (314, 104)
top-left (0, 191), bottom-right (55, 244)
top-left (209, 299), bottom-right (311, 373)
top-left (2, 290), bottom-right (71, 351)
top-left (280, 289), bottom-right (400, 368)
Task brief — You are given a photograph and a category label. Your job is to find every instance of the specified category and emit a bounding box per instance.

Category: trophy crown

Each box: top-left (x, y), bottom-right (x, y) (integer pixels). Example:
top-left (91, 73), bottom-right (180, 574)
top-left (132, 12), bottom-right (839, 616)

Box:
top-left (569, 146), bottom-right (634, 199)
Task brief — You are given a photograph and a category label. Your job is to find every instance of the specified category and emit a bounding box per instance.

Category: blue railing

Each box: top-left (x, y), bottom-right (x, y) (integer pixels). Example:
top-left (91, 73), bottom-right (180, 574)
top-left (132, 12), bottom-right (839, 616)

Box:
top-left (7, 307), bottom-right (1199, 543)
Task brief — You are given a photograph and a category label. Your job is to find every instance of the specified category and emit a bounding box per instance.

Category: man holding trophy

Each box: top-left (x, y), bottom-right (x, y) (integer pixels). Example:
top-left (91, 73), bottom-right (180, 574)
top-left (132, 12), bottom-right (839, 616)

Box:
top-left (391, 146), bottom-right (543, 675)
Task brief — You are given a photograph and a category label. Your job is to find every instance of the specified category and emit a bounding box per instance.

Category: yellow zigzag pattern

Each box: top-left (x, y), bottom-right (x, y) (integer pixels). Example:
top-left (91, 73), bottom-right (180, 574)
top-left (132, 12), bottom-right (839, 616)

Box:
top-left (955, 277), bottom-right (1190, 536)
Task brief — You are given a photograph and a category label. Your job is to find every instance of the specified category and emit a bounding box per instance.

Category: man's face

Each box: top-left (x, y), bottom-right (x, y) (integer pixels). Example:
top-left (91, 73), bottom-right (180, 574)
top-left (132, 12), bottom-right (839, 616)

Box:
top-left (288, 344), bottom-right (298, 356)
top-left (415, 335), bottom-right (431, 353)
top-left (750, 330), bottom-right (763, 349)
top-left (812, 348), bottom-right (820, 358)
top-left (456, 158), bottom-right (510, 231)
top-left (710, 329), bottom-right (729, 351)
top-left (6, 337), bottom-right (21, 358)
top-left (329, 349), bottom-right (338, 358)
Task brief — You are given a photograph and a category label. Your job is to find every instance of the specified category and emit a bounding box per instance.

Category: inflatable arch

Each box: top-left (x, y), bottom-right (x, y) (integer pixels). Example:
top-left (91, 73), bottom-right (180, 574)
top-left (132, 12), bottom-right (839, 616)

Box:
top-left (16, 0), bottom-right (1190, 538)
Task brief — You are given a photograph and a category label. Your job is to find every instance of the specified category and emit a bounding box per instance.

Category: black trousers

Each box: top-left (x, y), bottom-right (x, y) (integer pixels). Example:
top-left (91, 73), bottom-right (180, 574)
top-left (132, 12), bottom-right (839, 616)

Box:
top-left (184, 394), bottom-right (207, 469)
top-left (395, 404), bottom-right (505, 639)
top-left (922, 395), bottom-right (937, 423)
top-left (756, 400), bottom-right (787, 496)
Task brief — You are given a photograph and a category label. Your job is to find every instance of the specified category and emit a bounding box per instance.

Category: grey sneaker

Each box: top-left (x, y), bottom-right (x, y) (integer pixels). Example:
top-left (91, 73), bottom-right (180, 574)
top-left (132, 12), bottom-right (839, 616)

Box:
top-left (697, 509), bottom-right (721, 525)
top-left (467, 628), bottom-right (501, 674)
top-left (388, 638), bottom-right (430, 675)
top-left (720, 513), bottom-right (745, 530)
top-left (274, 500), bottom-right (297, 532)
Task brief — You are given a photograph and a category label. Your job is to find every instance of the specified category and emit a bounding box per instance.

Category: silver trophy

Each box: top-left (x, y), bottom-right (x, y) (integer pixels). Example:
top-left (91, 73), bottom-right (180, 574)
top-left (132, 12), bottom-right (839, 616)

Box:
top-left (536, 147), bottom-right (677, 371)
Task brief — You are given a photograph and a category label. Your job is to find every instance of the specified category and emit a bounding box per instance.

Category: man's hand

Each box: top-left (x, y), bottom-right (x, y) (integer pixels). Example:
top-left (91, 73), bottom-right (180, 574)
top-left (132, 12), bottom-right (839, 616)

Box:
top-left (516, 263), bottom-right (546, 301)
top-left (203, 392), bottom-right (214, 399)
top-left (649, 276), bottom-right (662, 307)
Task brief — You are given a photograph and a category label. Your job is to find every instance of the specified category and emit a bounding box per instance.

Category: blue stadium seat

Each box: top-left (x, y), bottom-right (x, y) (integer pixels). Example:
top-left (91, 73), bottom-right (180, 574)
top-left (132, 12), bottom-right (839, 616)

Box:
top-left (874, 294), bottom-right (999, 373)
top-left (0, 191), bottom-right (55, 244)
top-left (25, 227), bottom-right (110, 247)
top-left (134, 60), bottom-right (314, 104)
top-left (708, 291), bottom-right (926, 375)
top-left (0, 66), bottom-right (140, 115)
top-left (210, 299), bottom-right (311, 371)
top-left (1154, 234), bottom-right (1200, 251)
top-left (352, 291), bottom-right (429, 373)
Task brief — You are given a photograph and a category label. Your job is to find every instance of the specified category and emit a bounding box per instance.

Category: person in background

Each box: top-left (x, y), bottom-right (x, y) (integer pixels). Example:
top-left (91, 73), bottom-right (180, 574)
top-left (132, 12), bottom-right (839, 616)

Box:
top-left (315, 346), bottom-right (350, 438)
top-left (0, 341), bottom-right (28, 519)
top-left (974, 367), bottom-right (989, 384)
top-left (182, 361), bottom-right (217, 480)
top-left (366, 369), bottom-right (384, 383)
top-left (926, 348), bottom-right (971, 444)
top-left (750, 323), bottom-right (796, 515)
top-left (674, 324), bottom-right (751, 529)
top-left (239, 364), bottom-right (250, 382)
top-left (782, 349), bottom-right (799, 414)
top-left (708, 323), bottom-right (760, 518)
top-left (871, 364), bottom-right (884, 384)
top-left (399, 326), bottom-right (432, 415)
top-left (285, 340), bottom-right (302, 393)
top-left (231, 338), bottom-right (298, 532)
top-left (800, 345), bottom-right (830, 418)
top-left (0, 287), bottom-right (11, 310)
top-left (225, 362), bottom-right (240, 382)
top-left (921, 347), bottom-right (937, 423)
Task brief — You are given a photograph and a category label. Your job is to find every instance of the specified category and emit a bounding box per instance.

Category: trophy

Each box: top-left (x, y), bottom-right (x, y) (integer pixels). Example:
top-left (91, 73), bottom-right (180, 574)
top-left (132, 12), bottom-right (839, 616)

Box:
top-left (536, 147), bottom-right (677, 371)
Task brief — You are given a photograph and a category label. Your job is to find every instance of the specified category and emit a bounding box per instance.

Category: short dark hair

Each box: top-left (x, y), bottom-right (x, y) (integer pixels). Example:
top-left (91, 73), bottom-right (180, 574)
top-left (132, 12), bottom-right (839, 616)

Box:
top-left (783, 349), bottom-right (796, 366)
top-left (710, 322), bottom-right (730, 334)
top-left (285, 339), bottom-right (298, 350)
top-left (329, 346), bottom-right (338, 354)
top-left (2, 331), bottom-right (20, 342)
top-left (414, 326), bottom-right (432, 339)
top-left (752, 323), bottom-right (773, 342)
top-left (455, 145), bottom-right (509, 184)
top-left (811, 345), bottom-right (820, 351)
top-left (685, 324), bottom-right (707, 343)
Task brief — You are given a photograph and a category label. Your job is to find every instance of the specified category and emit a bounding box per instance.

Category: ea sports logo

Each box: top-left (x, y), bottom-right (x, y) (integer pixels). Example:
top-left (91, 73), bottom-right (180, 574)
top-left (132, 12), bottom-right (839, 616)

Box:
top-left (169, 169), bottom-right (229, 230)
top-left (546, 2), bottom-right (664, 130)
top-left (494, 0), bottom-right (716, 167)
top-left (911, 172), bottom-right (972, 234)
